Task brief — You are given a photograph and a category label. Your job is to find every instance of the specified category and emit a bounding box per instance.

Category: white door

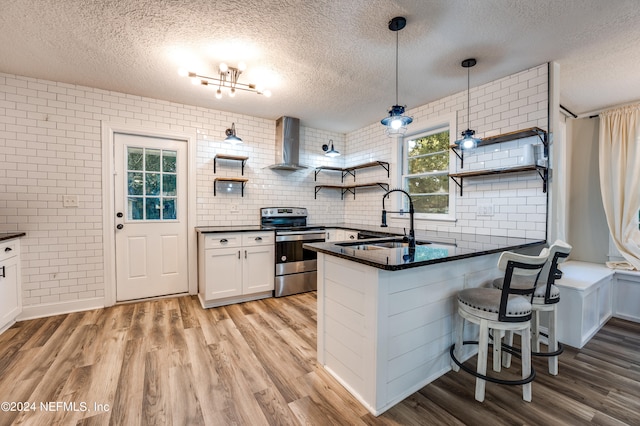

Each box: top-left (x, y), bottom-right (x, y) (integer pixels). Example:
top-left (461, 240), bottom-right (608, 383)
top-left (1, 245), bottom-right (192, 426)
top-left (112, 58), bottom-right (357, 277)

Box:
top-left (114, 133), bottom-right (188, 301)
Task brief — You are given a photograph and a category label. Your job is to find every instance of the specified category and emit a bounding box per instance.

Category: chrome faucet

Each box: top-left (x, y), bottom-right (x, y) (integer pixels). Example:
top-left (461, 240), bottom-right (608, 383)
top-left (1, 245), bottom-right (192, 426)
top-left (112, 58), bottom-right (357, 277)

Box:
top-left (381, 188), bottom-right (415, 249)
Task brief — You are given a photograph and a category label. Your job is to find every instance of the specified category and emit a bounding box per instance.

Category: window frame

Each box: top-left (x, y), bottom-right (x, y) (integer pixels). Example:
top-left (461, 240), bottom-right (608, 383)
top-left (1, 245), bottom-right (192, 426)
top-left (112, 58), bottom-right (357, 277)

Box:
top-left (394, 114), bottom-right (457, 222)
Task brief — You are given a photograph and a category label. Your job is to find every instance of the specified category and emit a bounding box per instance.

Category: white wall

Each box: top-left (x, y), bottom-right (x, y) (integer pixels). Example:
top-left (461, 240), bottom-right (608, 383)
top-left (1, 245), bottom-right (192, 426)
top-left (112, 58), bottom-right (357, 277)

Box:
top-left (344, 64), bottom-right (549, 239)
top-left (0, 63), bottom-right (549, 312)
top-left (0, 72), bottom-right (344, 309)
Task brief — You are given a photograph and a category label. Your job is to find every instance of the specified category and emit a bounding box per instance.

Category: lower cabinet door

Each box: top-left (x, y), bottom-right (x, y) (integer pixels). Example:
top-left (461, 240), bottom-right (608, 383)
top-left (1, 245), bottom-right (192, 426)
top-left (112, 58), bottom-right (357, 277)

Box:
top-left (205, 247), bottom-right (243, 300)
top-left (243, 245), bottom-right (275, 294)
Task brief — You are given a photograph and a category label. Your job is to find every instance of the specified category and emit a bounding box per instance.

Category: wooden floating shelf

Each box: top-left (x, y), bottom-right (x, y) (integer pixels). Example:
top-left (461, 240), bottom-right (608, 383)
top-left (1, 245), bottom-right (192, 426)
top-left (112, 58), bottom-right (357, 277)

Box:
top-left (449, 165), bottom-right (548, 196)
top-left (450, 127), bottom-right (547, 149)
top-left (315, 161), bottom-right (390, 182)
top-left (315, 182), bottom-right (389, 200)
top-left (214, 154), bottom-right (248, 175)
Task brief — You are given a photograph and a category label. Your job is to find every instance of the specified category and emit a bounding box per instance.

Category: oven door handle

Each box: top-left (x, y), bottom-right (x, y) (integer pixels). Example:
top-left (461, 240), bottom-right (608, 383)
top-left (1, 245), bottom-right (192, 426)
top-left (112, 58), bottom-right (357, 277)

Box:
top-left (276, 233), bottom-right (326, 242)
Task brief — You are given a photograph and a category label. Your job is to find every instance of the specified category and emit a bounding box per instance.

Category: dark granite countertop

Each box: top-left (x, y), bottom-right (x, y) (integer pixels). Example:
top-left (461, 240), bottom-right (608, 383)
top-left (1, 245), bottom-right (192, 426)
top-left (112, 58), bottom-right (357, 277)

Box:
top-left (304, 233), bottom-right (546, 271)
top-left (0, 232), bottom-right (26, 242)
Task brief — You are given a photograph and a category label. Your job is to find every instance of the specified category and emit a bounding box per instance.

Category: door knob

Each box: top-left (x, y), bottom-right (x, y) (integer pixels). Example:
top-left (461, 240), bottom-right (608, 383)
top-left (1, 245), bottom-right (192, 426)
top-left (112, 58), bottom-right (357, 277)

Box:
top-left (116, 224), bottom-right (124, 230)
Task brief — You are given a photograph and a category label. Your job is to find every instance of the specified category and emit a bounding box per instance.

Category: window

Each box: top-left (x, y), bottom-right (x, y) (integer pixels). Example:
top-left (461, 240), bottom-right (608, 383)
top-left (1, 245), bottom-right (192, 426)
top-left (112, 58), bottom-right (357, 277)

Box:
top-left (126, 147), bottom-right (178, 221)
top-left (402, 126), bottom-right (452, 217)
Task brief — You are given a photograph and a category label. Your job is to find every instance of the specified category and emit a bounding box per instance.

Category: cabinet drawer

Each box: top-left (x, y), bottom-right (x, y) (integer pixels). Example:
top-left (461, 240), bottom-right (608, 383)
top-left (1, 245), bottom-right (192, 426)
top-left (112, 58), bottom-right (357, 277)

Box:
top-left (203, 234), bottom-right (242, 249)
top-left (0, 241), bottom-right (19, 262)
top-left (243, 232), bottom-right (274, 246)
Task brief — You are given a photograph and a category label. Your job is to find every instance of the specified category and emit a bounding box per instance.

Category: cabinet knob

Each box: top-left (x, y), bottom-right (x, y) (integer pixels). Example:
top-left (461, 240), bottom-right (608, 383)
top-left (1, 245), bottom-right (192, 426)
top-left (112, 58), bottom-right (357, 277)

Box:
top-left (220, 238), bottom-right (228, 244)
top-left (255, 236), bottom-right (262, 241)
top-left (4, 247), bottom-right (12, 252)
top-left (116, 224), bottom-right (124, 230)
top-left (349, 235), bottom-right (355, 239)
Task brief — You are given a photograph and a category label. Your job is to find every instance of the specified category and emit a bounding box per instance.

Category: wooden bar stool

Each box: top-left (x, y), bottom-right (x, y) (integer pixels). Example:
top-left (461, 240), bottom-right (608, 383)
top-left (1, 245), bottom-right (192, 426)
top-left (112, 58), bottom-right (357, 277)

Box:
top-left (450, 250), bottom-right (548, 402)
top-left (493, 240), bottom-right (572, 375)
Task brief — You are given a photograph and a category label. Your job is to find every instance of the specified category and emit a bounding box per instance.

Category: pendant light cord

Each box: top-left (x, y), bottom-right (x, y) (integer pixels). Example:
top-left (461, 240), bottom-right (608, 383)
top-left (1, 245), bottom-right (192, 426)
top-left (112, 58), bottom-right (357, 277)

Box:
top-left (395, 29), bottom-right (399, 106)
top-left (467, 65), bottom-right (470, 129)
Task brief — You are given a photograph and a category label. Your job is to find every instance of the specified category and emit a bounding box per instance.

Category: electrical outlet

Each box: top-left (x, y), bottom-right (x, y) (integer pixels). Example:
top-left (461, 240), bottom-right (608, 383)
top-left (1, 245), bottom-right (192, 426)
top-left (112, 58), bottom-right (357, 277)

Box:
top-left (230, 204), bottom-right (239, 213)
top-left (477, 203), bottom-right (494, 216)
top-left (62, 195), bottom-right (79, 208)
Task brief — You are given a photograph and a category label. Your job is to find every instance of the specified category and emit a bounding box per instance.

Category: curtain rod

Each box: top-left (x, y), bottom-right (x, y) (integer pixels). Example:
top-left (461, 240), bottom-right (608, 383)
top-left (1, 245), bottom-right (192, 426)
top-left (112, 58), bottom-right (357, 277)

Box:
top-left (559, 104), bottom-right (577, 118)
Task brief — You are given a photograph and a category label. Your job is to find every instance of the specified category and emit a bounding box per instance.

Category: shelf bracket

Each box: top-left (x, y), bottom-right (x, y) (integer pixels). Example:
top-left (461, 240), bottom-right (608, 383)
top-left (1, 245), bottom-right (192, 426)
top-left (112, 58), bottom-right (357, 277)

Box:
top-left (377, 161), bottom-right (390, 177)
top-left (342, 169), bottom-right (355, 182)
top-left (449, 176), bottom-right (463, 196)
top-left (537, 168), bottom-right (548, 193)
top-left (451, 147), bottom-right (464, 169)
top-left (314, 186), bottom-right (322, 199)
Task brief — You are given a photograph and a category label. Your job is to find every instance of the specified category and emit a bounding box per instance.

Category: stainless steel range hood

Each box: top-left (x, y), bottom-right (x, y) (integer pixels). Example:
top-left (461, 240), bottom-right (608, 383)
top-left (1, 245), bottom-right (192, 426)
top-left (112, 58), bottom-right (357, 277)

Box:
top-left (268, 116), bottom-right (307, 170)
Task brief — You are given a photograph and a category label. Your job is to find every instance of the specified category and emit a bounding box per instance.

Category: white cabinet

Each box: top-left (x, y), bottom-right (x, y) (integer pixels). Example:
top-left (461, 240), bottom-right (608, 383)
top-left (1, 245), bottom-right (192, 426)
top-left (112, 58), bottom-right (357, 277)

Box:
top-left (198, 232), bottom-right (274, 308)
top-left (555, 261), bottom-right (613, 348)
top-left (0, 239), bottom-right (21, 334)
top-left (325, 228), bottom-right (358, 242)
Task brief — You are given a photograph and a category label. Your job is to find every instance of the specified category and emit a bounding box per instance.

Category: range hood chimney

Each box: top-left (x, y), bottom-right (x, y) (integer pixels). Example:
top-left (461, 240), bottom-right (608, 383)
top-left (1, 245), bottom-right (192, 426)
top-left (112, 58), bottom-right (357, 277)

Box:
top-left (268, 116), bottom-right (307, 170)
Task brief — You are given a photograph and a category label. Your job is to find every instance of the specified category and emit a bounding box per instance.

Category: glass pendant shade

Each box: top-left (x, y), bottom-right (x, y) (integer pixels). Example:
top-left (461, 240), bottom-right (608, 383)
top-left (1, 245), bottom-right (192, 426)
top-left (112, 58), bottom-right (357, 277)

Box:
top-left (455, 129), bottom-right (480, 150)
top-left (381, 105), bottom-right (413, 135)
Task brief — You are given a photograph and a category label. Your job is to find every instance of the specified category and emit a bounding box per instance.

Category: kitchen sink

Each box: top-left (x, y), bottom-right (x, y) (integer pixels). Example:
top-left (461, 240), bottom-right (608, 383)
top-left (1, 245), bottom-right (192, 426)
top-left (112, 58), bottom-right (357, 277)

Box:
top-left (336, 238), bottom-right (431, 250)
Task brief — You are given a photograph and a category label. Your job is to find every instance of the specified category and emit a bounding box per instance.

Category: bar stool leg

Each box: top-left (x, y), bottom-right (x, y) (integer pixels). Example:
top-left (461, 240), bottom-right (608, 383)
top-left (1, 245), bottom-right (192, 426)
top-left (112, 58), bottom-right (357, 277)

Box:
top-left (521, 326), bottom-right (532, 402)
top-left (532, 310), bottom-right (541, 353)
top-left (502, 331), bottom-right (513, 368)
top-left (548, 307), bottom-right (558, 375)
top-left (493, 329), bottom-right (503, 372)
top-left (475, 319), bottom-right (489, 402)
top-left (452, 311), bottom-right (464, 372)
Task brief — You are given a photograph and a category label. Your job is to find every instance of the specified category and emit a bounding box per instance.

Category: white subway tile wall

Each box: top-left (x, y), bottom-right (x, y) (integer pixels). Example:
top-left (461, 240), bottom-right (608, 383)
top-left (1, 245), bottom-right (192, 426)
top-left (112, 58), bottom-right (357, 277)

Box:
top-left (344, 64), bottom-right (548, 239)
top-left (0, 63), bottom-right (547, 308)
top-left (0, 72), bottom-right (345, 307)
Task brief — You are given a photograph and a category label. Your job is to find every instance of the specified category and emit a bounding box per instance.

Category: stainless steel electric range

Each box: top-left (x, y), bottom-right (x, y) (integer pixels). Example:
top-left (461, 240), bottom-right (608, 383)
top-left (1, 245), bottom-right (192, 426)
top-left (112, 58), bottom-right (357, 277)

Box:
top-left (260, 207), bottom-right (325, 297)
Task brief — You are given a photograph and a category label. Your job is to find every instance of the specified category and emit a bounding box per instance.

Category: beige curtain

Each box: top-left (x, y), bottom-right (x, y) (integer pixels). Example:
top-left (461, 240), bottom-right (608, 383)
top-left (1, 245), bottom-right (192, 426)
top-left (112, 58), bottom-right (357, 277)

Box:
top-left (599, 104), bottom-right (640, 269)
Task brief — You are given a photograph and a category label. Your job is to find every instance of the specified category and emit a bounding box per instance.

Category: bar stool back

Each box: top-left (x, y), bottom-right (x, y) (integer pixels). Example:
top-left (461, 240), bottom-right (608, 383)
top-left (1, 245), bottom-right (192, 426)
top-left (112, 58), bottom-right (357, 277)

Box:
top-left (450, 250), bottom-right (548, 402)
top-left (493, 240), bottom-right (572, 375)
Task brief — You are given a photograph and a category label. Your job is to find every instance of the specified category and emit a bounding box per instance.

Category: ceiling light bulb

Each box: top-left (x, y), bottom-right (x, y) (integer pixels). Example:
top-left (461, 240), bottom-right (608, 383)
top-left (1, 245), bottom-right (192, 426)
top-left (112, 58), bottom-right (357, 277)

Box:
top-left (391, 118), bottom-right (403, 130)
top-left (191, 78), bottom-right (200, 85)
top-left (177, 68), bottom-right (188, 77)
top-left (238, 62), bottom-right (247, 71)
top-left (263, 89), bottom-right (272, 98)
top-left (219, 63), bottom-right (228, 73)
top-left (229, 88), bottom-right (236, 97)
top-left (215, 89), bottom-right (222, 99)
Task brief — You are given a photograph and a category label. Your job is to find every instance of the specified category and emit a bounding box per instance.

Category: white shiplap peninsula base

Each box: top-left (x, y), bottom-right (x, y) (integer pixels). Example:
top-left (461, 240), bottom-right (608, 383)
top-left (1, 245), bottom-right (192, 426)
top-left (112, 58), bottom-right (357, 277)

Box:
top-left (316, 251), bottom-right (501, 416)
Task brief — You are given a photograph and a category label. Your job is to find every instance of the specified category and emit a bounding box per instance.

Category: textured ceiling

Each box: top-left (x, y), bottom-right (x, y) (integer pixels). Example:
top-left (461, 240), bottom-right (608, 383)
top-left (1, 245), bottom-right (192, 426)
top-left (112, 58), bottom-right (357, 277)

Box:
top-left (1, 0), bottom-right (639, 133)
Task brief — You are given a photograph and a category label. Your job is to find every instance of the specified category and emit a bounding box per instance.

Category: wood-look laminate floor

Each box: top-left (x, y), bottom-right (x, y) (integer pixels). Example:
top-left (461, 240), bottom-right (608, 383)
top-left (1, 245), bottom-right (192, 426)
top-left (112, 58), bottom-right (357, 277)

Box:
top-left (0, 293), bottom-right (639, 425)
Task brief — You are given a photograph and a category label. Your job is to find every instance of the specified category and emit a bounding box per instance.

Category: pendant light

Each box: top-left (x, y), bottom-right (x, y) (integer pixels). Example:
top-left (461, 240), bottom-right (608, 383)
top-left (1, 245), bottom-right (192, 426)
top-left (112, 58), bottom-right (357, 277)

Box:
top-left (380, 16), bottom-right (412, 136)
top-left (224, 123), bottom-right (243, 144)
top-left (454, 58), bottom-right (481, 150)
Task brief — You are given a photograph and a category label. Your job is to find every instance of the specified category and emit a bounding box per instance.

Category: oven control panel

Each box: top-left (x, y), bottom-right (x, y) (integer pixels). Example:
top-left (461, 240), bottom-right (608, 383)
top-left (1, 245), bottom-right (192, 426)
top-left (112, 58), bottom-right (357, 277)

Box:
top-left (261, 207), bottom-right (308, 217)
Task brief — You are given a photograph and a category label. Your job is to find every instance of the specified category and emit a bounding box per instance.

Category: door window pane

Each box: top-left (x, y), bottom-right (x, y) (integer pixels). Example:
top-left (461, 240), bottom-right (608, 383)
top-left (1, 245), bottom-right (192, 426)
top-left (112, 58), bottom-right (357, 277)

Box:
top-left (146, 197), bottom-right (161, 220)
top-left (163, 151), bottom-right (177, 173)
top-left (163, 174), bottom-right (176, 196)
top-left (163, 199), bottom-right (176, 220)
top-left (145, 149), bottom-right (161, 172)
top-left (127, 197), bottom-right (144, 220)
top-left (128, 172), bottom-right (144, 195)
top-left (145, 173), bottom-right (160, 196)
top-left (128, 147), bottom-right (144, 170)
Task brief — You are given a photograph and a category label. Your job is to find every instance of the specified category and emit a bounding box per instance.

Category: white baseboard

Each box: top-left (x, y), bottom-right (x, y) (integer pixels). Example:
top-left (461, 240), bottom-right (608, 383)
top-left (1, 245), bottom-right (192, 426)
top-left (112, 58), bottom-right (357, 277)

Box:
top-left (17, 297), bottom-right (105, 321)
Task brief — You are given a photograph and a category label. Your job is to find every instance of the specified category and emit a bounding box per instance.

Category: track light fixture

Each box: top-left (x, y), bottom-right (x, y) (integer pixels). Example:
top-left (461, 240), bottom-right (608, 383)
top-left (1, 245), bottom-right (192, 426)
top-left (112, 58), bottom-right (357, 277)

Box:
top-left (178, 63), bottom-right (271, 98)
top-left (454, 58), bottom-right (481, 150)
top-left (381, 17), bottom-right (412, 136)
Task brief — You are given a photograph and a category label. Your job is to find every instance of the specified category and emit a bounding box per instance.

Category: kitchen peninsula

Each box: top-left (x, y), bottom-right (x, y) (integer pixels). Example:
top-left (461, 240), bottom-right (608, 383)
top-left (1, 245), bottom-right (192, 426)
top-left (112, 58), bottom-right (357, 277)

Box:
top-left (304, 232), bottom-right (545, 415)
